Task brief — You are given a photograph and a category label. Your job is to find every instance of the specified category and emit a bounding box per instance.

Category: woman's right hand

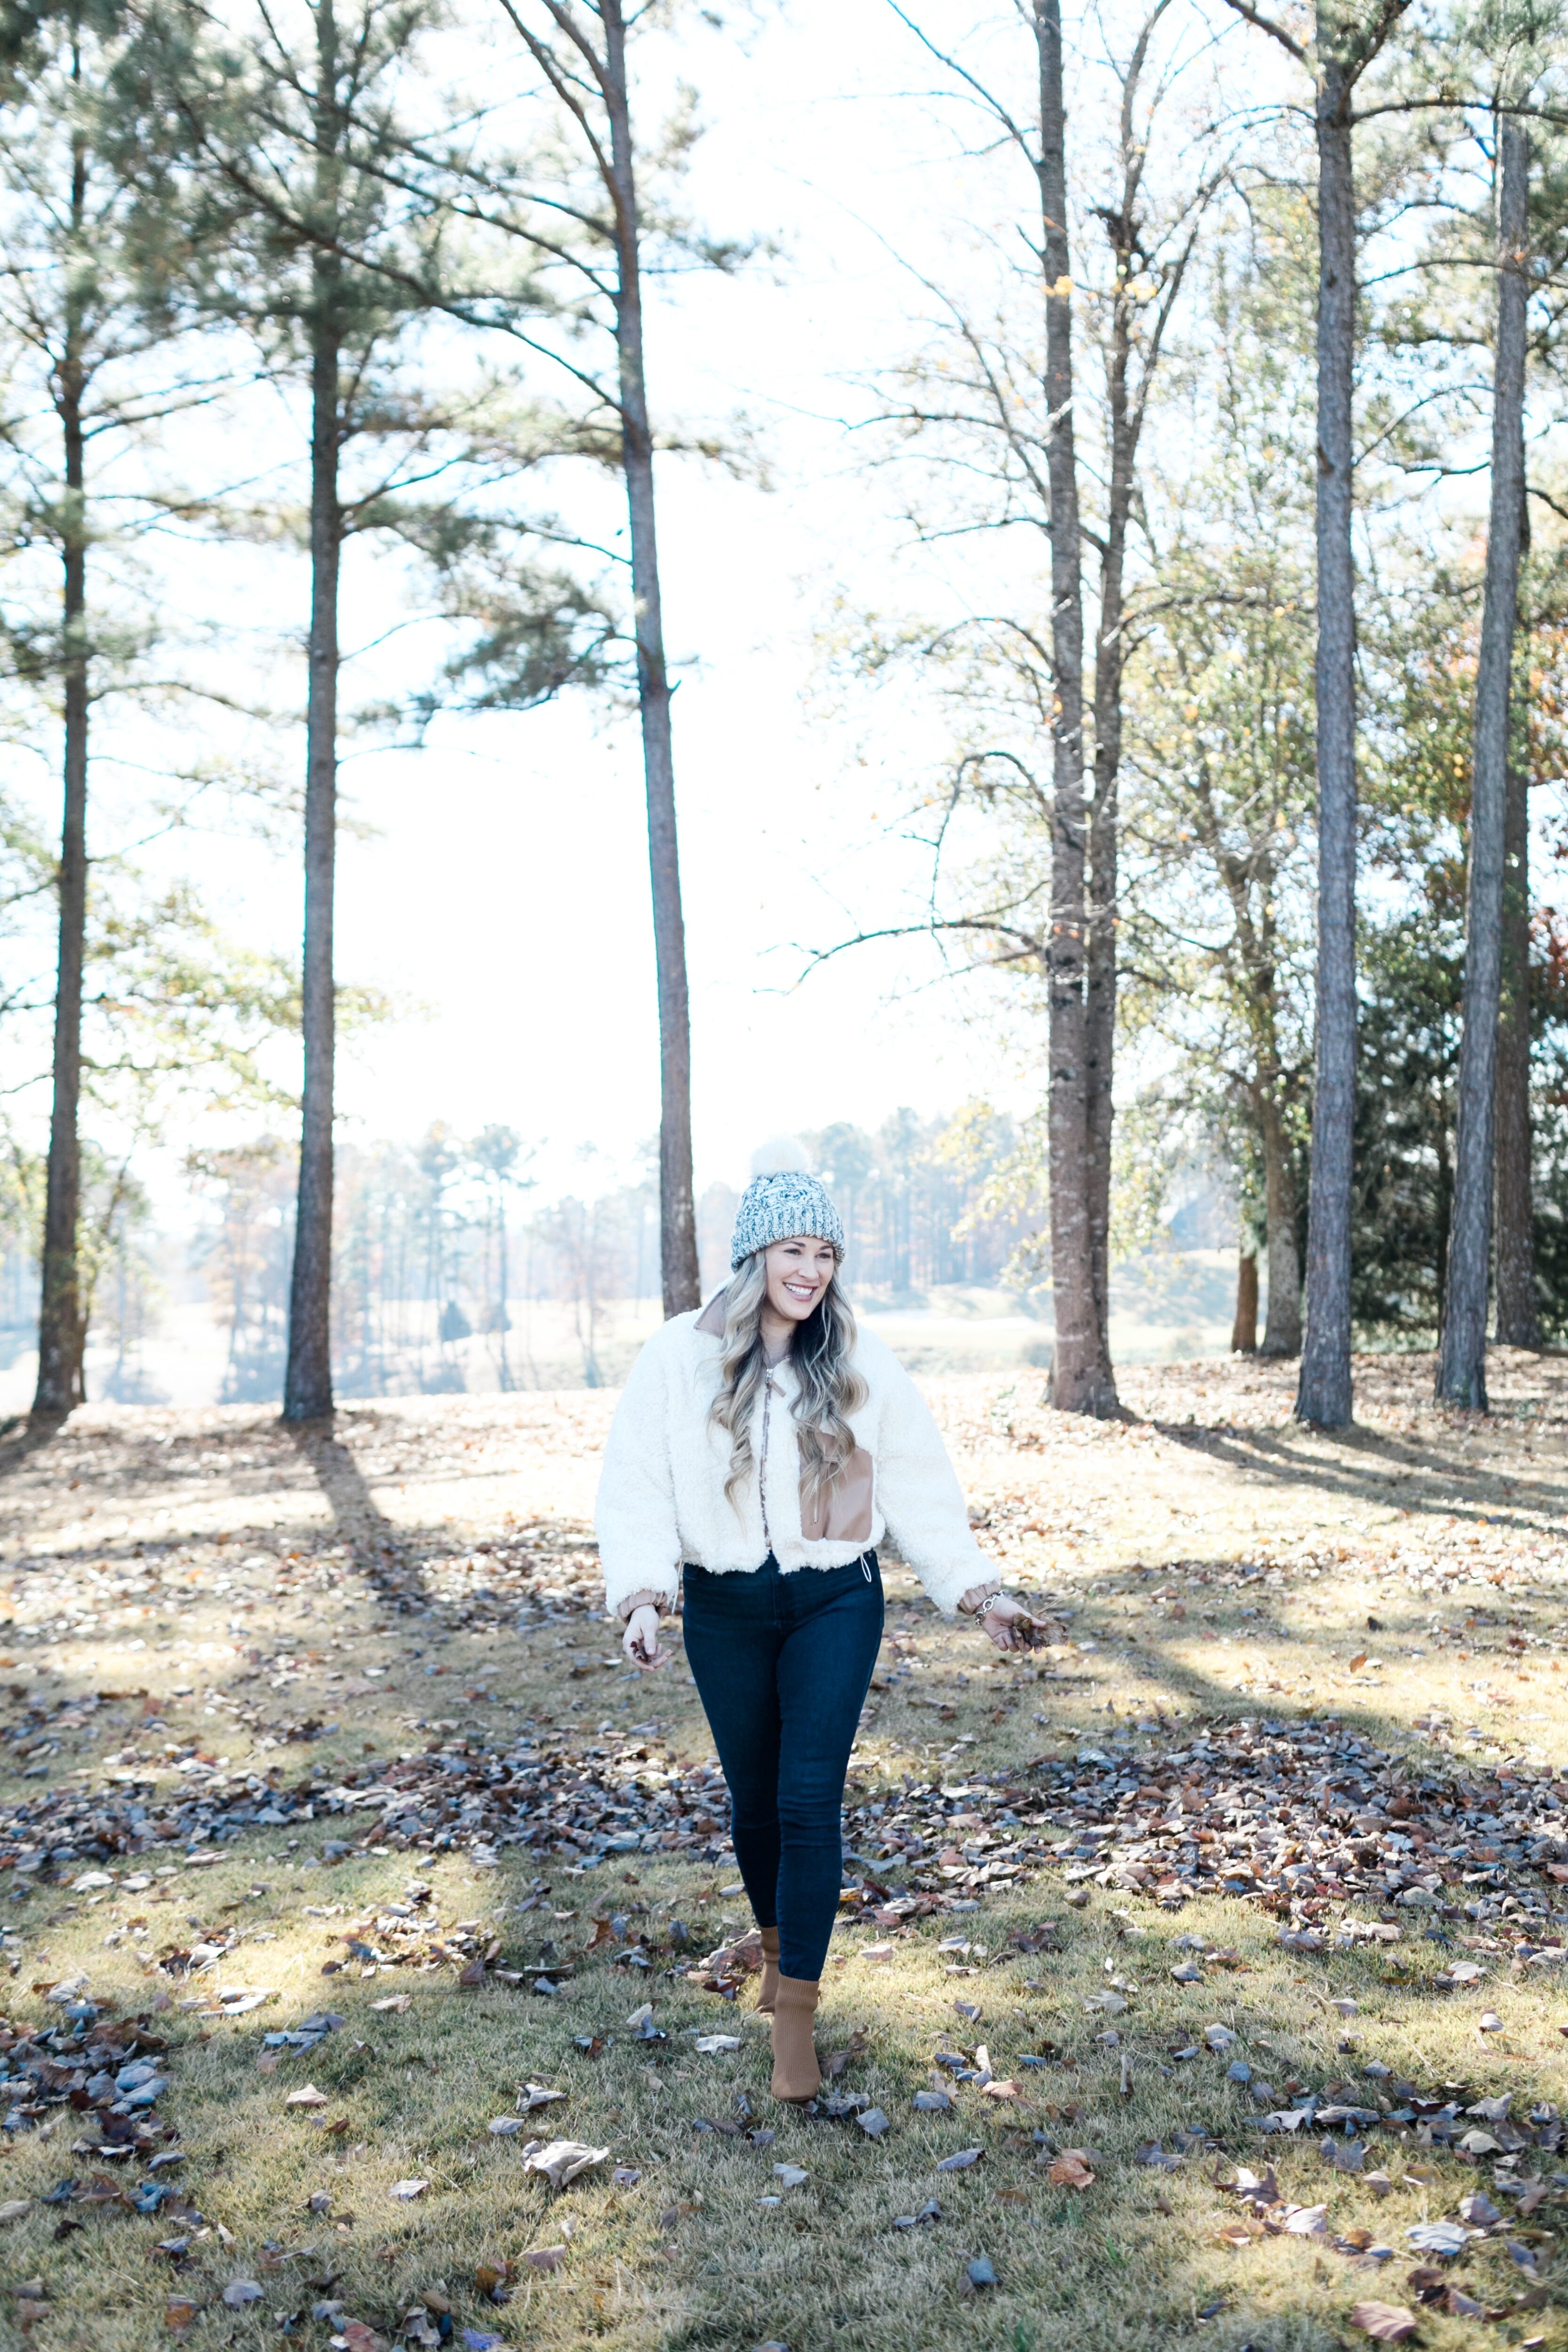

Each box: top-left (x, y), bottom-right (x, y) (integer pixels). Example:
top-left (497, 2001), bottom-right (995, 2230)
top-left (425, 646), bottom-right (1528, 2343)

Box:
top-left (978, 1593), bottom-right (1035, 1652)
top-left (623, 1604), bottom-right (670, 1671)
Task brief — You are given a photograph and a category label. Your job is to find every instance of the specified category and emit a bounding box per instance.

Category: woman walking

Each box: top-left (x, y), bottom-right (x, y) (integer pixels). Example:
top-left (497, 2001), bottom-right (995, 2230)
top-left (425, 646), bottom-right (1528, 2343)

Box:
top-left (596, 1145), bottom-right (1031, 2102)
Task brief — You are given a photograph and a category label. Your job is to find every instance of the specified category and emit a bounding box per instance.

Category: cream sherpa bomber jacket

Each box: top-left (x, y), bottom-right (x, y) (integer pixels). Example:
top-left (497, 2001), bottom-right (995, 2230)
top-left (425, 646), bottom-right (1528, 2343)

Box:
top-left (595, 1307), bottom-right (987, 1619)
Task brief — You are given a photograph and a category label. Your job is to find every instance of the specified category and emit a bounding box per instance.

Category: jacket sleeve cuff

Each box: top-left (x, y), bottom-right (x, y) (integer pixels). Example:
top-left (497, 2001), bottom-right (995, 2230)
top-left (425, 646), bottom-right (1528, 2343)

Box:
top-left (917, 1559), bottom-right (994, 1616)
top-left (615, 1587), bottom-right (672, 1621)
top-left (605, 1572), bottom-right (679, 1618)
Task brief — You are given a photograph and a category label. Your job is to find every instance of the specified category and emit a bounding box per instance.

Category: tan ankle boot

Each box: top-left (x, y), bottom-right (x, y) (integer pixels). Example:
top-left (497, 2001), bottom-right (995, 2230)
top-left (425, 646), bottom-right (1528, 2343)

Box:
top-left (770, 1974), bottom-right (821, 2102)
top-left (756, 1926), bottom-right (780, 2015)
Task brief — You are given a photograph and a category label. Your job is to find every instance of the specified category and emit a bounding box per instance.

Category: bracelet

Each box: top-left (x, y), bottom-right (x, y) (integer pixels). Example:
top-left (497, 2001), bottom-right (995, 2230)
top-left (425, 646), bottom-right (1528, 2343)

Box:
top-left (958, 1582), bottom-right (1004, 1616)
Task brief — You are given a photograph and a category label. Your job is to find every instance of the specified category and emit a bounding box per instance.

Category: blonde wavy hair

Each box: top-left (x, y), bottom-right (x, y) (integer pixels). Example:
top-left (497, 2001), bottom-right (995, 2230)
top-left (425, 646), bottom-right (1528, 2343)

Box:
top-left (709, 1248), bottom-right (868, 1516)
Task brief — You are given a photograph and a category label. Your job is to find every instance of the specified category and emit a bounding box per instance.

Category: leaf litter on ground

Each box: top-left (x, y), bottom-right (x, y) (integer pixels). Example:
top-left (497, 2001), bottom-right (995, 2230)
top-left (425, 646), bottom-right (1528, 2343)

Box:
top-left (10, 1365), bottom-right (1568, 2351)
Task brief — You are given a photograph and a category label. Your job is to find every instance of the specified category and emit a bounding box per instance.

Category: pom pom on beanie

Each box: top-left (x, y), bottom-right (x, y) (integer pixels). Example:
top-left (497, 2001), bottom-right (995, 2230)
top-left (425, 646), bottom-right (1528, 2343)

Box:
top-left (750, 1135), bottom-right (812, 1179)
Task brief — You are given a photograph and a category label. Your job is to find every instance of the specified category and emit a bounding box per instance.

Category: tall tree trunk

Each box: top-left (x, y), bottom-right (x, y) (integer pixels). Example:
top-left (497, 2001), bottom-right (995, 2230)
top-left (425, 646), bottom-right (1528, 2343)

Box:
top-left (602, 0), bottom-right (699, 1320)
top-left (1087, 327), bottom-right (1130, 1364)
top-left (1085, 1), bottom-right (1174, 1364)
top-left (283, 1), bottom-right (343, 1422)
top-left (34, 376), bottom-right (88, 1411)
top-left (1494, 720), bottom-right (1539, 1344)
top-left (1083, 869), bottom-right (1115, 1353)
top-left (1259, 1094), bottom-right (1302, 1356)
top-left (1232, 1248), bottom-right (1258, 1354)
top-left (33, 137), bottom-right (90, 1419)
top-left (1295, 59), bottom-right (1358, 1428)
top-left (496, 1196), bottom-right (513, 1391)
top-left (1435, 117), bottom-right (1528, 1408)
top-left (1037, 0), bottom-right (1118, 1417)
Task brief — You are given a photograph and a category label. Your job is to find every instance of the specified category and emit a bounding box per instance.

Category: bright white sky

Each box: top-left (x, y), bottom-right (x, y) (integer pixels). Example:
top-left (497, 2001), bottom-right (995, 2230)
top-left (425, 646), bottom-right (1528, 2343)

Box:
top-left (2, 0), bottom-right (1302, 1210)
top-left (318, 0), bottom-right (1057, 1203)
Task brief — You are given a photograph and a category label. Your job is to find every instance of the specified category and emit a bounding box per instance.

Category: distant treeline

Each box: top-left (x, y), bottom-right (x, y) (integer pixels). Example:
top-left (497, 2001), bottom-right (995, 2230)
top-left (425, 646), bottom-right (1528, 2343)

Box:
top-left (0, 1107), bottom-right (1046, 1401)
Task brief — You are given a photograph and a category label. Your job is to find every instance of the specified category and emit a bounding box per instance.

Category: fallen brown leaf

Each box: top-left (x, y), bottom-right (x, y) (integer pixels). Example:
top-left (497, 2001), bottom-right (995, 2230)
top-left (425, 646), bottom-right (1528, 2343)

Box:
top-left (1350, 2303), bottom-right (1417, 2343)
top-left (1047, 2153), bottom-right (1095, 2191)
top-left (76, 2177), bottom-right (127, 2206)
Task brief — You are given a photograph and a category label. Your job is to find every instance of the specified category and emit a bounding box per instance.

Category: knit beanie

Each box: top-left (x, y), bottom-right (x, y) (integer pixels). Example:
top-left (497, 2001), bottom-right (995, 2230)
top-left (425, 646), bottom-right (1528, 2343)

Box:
top-left (730, 1138), bottom-right (845, 1268)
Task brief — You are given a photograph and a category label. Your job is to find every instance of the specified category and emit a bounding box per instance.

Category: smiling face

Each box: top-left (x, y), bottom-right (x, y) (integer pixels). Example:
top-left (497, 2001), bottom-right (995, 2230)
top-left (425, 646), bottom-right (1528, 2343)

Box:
top-left (762, 1235), bottom-right (838, 1328)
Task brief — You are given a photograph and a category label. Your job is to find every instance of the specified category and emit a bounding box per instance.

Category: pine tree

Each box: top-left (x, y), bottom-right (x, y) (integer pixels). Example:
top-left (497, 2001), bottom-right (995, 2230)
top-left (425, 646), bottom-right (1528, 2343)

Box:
top-left (0, 0), bottom-right (226, 1413)
top-left (154, 0), bottom-right (612, 1415)
top-left (1219, 0), bottom-right (1418, 1426)
top-left (1436, 115), bottom-right (1530, 1406)
top-left (468, 0), bottom-right (755, 1317)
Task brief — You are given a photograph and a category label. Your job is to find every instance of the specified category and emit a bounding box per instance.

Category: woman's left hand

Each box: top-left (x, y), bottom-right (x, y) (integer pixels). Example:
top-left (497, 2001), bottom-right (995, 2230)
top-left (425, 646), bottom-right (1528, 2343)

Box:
top-left (622, 1605), bottom-right (671, 1671)
top-left (978, 1594), bottom-right (1033, 1653)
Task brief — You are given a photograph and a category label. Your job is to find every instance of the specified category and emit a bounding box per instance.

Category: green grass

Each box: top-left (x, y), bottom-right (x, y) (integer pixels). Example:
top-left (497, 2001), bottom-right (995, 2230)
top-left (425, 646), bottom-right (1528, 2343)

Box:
top-left (0, 1357), bottom-right (1564, 2349)
top-left (0, 1824), bottom-right (1558, 2349)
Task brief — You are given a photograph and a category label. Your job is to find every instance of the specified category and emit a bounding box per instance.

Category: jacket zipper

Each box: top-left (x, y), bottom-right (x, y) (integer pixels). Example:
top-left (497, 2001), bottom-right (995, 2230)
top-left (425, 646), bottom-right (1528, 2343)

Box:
top-left (760, 1372), bottom-right (776, 1550)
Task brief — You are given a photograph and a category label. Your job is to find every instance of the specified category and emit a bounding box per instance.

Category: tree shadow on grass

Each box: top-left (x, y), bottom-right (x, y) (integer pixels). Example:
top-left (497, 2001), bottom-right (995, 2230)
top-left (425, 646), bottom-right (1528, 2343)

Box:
top-left (285, 1421), bottom-right (435, 1616)
top-left (0, 1412), bottom-right (72, 1480)
top-left (1063, 1606), bottom-right (1545, 1770)
top-left (880, 1560), bottom-right (1531, 1775)
top-left (1152, 1417), bottom-right (1568, 1534)
top-left (0, 1407), bottom-right (443, 1617)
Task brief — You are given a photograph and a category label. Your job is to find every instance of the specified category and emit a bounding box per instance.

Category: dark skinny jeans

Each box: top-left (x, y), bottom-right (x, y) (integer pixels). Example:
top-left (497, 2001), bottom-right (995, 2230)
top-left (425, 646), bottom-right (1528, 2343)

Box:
top-left (681, 1552), bottom-right (883, 1981)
